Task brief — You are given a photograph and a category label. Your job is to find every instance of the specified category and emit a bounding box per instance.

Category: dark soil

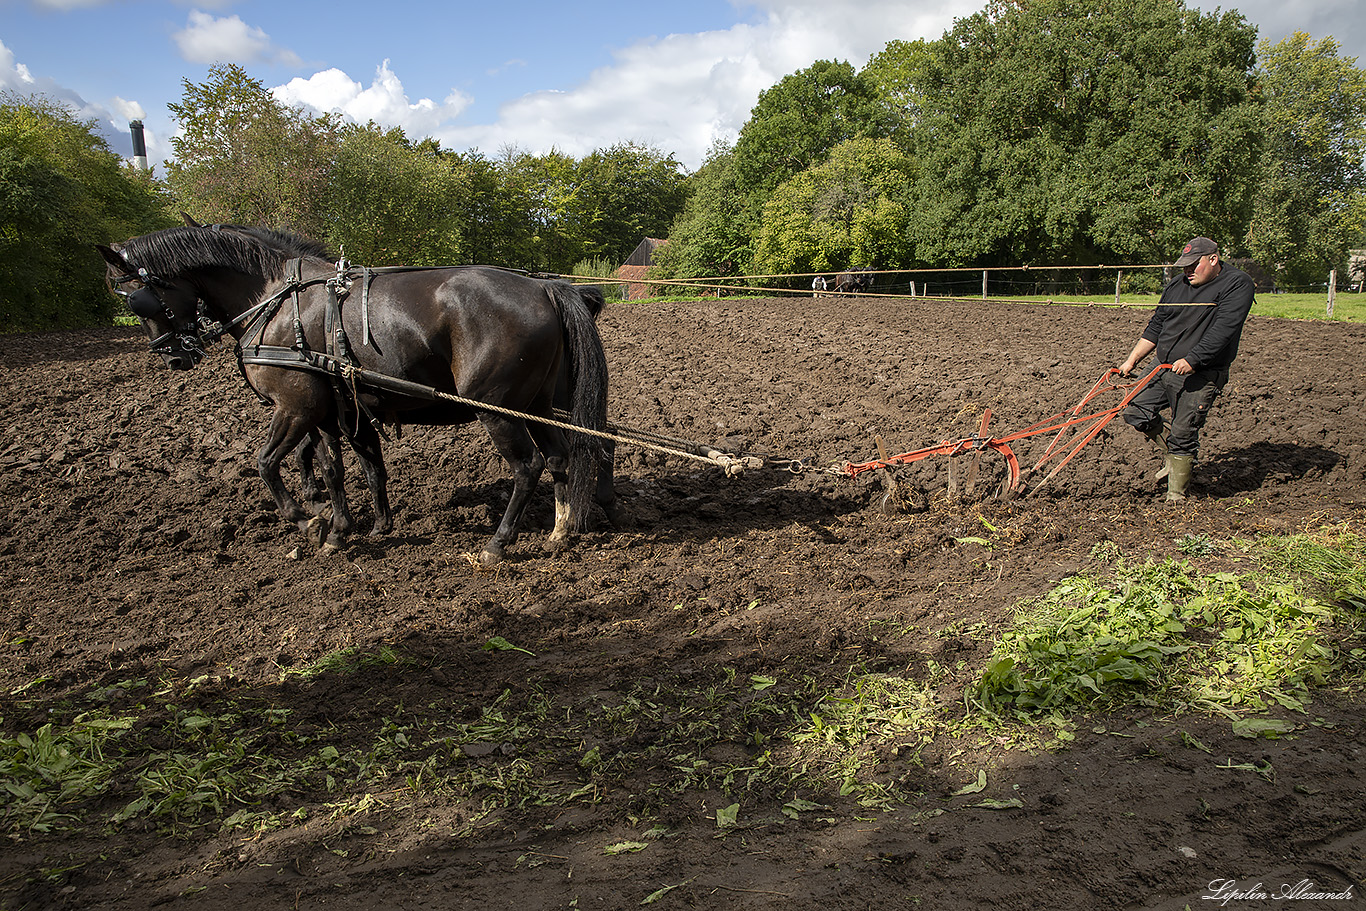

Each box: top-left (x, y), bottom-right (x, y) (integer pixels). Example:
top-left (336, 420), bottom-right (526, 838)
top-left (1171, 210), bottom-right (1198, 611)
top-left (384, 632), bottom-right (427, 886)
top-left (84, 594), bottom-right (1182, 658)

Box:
top-left (2, 295), bottom-right (1365, 910)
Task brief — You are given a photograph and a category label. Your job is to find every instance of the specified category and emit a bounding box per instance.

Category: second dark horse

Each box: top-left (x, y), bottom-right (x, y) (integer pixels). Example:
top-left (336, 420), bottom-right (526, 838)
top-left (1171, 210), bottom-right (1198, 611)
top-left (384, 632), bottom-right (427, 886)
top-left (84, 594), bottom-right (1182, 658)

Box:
top-left (98, 225), bottom-right (611, 565)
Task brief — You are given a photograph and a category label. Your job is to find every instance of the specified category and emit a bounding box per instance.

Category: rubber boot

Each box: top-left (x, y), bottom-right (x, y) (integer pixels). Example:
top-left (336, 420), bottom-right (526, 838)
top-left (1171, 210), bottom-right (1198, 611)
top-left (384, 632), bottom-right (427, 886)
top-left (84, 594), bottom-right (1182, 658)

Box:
top-left (1145, 428), bottom-right (1171, 480)
top-left (1164, 454), bottom-right (1193, 502)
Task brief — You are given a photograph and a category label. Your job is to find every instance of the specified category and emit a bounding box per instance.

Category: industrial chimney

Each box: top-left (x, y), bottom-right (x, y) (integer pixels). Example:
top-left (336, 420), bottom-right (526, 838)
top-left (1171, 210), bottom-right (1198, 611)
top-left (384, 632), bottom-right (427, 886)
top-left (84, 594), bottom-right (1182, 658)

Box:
top-left (129, 120), bottom-right (148, 171)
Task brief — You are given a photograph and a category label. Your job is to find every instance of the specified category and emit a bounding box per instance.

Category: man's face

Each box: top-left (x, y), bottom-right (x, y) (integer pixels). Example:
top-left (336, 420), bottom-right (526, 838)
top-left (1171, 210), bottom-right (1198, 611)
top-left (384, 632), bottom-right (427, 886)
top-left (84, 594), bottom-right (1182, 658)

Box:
top-left (1184, 254), bottom-right (1220, 286)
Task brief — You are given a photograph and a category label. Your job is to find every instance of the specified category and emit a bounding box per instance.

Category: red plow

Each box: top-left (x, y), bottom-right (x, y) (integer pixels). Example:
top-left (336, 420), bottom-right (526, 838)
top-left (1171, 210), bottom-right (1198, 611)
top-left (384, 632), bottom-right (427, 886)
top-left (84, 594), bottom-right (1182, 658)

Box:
top-left (841, 364), bottom-right (1173, 502)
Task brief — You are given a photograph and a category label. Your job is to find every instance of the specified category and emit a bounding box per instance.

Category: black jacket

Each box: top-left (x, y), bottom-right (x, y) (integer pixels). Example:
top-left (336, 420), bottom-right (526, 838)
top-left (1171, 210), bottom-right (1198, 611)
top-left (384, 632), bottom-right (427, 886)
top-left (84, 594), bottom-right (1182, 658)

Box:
top-left (1142, 264), bottom-right (1255, 370)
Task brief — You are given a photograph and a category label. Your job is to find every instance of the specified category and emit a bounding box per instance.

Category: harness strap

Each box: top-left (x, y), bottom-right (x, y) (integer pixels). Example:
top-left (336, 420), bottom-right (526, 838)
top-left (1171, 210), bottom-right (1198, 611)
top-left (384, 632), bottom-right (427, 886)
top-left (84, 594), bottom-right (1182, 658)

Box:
top-left (361, 267), bottom-right (375, 348)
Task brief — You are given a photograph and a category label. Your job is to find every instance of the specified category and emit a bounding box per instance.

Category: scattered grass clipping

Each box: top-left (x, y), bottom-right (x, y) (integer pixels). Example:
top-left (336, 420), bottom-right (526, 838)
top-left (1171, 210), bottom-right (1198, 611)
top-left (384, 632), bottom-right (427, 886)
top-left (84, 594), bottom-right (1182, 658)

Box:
top-left (972, 527), bottom-right (1366, 720)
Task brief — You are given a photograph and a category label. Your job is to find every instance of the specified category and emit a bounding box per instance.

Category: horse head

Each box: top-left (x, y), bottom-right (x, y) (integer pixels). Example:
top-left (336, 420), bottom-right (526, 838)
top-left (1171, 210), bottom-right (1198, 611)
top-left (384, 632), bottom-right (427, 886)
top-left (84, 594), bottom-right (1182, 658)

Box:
top-left (97, 225), bottom-right (305, 369)
top-left (97, 242), bottom-right (208, 370)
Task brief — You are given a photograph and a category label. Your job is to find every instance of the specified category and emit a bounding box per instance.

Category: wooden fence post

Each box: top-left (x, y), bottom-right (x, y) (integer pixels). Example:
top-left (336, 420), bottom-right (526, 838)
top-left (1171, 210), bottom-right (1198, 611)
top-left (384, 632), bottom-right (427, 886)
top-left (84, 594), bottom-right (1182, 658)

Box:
top-left (982, 270), bottom-right (988, 300)
top-left (1114, 270), bottom-right (1122, 305)
top-left (1328, 269), bottom-right (1337, 317)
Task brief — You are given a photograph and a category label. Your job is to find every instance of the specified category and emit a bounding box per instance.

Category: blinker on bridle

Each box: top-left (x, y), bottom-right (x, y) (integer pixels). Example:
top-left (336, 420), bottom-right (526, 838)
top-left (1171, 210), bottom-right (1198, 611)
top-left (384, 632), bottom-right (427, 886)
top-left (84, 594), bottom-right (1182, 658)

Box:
top-left (112, 267), bottom-right (208, 364)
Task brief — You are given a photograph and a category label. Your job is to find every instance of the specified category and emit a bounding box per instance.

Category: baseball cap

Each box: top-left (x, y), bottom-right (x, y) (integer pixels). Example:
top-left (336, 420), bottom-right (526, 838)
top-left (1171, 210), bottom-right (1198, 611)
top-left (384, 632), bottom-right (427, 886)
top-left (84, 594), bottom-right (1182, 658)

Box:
top-left (1174, 237), bottom-right (1218, 267)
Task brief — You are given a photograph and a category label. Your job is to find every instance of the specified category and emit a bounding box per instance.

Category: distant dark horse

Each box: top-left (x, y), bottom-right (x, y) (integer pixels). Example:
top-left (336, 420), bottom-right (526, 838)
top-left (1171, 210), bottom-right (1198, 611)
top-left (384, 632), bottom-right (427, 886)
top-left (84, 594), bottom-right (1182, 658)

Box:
top-left (832, 267), bottom-right (872, 294)
top-left (98, 225), bottom-right (611, 565)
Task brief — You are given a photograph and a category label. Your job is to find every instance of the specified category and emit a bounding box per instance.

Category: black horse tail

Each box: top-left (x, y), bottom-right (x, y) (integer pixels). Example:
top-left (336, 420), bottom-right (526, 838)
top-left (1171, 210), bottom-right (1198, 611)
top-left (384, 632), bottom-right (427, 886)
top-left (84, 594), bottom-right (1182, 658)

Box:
top-left (548, 281), bottom-right (609, 532)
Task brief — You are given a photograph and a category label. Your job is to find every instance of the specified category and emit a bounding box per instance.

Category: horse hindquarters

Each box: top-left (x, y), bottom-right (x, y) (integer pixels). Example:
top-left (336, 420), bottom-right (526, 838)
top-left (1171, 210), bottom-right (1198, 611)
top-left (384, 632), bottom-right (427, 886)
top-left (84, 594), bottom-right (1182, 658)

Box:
top-left (467, 280), bottom-right (609, 565)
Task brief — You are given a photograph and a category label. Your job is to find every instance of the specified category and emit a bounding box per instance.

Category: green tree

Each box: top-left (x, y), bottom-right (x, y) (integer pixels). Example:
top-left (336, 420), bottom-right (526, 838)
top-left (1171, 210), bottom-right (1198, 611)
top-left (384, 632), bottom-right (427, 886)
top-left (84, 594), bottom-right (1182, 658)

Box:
top-left (1245, 32), bottom-right (1366, 287)
top-left (489, 144), bottom-right (686, 273)
top-left (325, 123), bottom-right (466, 265)
top-left (166, 64), bottom-right (339, 240)
top-left (862, 38), bottom-right (935, 145)
top-left (753, 137), bottom-right (916, 276)
top-left (456, 150), bottom-right (537, 269)
top-left (0, 94), bottom-right (173, 331)
top-left (567, 142), bottom-right (687, 266)
top-left (497, 146), bottom-right (584, 271)
top-left (733, 60), bottom-right (891, 213)
top-left (650, 141), bottom-right (752, 279)
top-left (900, 0), bottom-right (1262, 266)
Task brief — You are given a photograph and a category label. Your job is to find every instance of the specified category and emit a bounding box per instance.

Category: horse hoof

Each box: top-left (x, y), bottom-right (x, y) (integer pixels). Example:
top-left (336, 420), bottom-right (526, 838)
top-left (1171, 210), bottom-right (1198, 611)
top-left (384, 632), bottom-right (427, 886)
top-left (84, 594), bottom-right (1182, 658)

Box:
top-left (479, 548), bottom-right (504, 567)
top-left (306, 514), bottom-right (330, 549)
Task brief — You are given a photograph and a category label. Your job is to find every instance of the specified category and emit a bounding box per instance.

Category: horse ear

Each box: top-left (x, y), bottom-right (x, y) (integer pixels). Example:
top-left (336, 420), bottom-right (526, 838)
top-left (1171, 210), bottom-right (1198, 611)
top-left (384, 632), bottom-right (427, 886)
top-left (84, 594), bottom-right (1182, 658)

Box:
top-left (95, 244), bottom-right (133, 272)
top-left (181, 212), bottom-right (202, 227)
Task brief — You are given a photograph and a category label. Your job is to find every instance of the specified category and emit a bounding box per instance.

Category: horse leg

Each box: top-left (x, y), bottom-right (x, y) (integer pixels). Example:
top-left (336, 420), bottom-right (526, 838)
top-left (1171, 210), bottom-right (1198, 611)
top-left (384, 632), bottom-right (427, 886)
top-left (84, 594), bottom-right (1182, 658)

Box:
top-left (343, 417), bottom-right (392, 536)
top-left (313, 422), bottom-right (359, 549)
top-left (295, 432), bottom-right (327, 510)
top-left (594, 439), bottom-right (627, 527)
top-left (258, 410), bottom-right (333, 550)
top-left (296, 434), bottom-right (319, 505)
top-left (527, 421), bottom-right (573, 551)
top-left (478, 414), bottom-right (545, 566)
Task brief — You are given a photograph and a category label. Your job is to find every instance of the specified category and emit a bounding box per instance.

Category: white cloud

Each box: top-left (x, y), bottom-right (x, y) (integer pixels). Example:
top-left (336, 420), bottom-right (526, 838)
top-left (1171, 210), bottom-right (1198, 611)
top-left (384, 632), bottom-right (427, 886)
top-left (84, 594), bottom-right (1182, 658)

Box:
top-left (0, 39), bottom-right (156, 161)
top-left (430, 0), bottom-right (980, 167)
top-left (273, 60), bottom-right (472, 137)
top-left (173, 11), bottom-right (302, 67)
top-left (2, 37), bottom-right (99, 117)
top-left (110, 96), bottom-right (146, 122)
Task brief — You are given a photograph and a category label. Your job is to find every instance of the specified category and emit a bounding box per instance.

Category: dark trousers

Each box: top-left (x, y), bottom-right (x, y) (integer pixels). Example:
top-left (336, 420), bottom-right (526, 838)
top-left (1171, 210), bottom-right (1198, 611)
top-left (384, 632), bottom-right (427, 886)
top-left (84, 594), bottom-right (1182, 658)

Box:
top-left (1122, 367), bottom-right (1228, 457)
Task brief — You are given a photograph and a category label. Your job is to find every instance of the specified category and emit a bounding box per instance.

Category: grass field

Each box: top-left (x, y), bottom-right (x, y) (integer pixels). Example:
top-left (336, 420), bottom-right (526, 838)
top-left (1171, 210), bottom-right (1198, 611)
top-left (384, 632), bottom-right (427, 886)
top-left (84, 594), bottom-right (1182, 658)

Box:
top-left (1021, 291), bottom-right (1365, 322)
top-left (630, 288), bottom-right (1366, 323)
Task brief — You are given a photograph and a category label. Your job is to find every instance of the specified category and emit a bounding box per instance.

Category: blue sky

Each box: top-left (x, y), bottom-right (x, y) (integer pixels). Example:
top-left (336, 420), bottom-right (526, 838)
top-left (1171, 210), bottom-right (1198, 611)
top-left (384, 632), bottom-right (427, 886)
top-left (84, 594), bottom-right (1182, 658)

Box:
top-left (2, 0), bottom-right (1363, 173)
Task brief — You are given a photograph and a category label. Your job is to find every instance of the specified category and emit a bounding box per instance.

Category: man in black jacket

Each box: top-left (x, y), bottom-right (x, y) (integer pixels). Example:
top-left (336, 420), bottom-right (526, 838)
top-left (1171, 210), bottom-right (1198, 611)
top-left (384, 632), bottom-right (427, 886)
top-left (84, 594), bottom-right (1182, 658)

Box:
top-left (1117, 237), bottom-right (1256, 501)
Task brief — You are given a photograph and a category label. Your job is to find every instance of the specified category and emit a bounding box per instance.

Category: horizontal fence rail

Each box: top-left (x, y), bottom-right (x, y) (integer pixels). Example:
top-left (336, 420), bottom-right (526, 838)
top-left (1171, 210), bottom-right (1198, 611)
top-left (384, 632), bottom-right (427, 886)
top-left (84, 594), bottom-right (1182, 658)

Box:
top-left (580, 263), bottom-right (1358, 312)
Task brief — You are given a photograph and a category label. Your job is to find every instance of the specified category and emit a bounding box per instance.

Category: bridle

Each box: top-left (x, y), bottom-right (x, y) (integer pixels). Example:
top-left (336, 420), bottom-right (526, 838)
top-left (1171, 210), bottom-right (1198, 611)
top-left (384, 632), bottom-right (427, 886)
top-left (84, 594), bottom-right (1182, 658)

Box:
top-left (112, 262), bottom-right (285, 367)
top-left (111, 266), bottom-right (211, 366)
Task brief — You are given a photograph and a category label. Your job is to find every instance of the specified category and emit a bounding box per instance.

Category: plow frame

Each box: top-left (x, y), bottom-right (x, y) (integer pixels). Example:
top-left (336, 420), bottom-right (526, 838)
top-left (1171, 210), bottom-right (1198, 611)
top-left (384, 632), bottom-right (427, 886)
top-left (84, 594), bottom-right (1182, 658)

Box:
top-left (843, 364), bottom-right (1173, 497)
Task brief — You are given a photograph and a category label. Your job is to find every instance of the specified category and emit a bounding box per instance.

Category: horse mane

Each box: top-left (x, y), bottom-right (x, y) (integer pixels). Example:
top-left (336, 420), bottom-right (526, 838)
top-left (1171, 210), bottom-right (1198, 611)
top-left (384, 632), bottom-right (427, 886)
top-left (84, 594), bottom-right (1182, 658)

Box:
top-left (205, 224), bottom-right (331, 260)
top-left (115, 226), bottom-right (319, 281)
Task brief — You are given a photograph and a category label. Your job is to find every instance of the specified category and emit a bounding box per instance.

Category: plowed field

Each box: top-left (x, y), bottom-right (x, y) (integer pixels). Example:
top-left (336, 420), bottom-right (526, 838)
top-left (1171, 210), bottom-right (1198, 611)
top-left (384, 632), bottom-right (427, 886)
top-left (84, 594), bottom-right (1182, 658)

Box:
top-left (2, 294), bottom-right (1364, 910)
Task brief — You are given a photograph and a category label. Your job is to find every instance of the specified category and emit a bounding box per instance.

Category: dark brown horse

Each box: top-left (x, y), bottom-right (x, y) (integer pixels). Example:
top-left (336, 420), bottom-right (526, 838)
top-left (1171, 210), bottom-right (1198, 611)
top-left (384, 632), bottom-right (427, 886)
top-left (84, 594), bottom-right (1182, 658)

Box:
top-left (173, 219), bottom-right (620, 543)
top-left (832, 267), bottom-right (872, 295)
top-left (98, 225), bottom-right (611, 565)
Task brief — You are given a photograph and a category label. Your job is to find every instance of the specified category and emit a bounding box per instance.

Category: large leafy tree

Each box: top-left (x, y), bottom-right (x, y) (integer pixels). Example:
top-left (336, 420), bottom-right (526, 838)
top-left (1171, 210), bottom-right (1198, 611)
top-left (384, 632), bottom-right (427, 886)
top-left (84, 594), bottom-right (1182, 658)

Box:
top-left (325, 125), bottom-right (466, 265)
top-left (166, 64), bottom-right (339, 240)
top-left (733, 60), bottom-right (891, 216)
top-left (456, 149), bottom-right (537, 269)
top-left (753, 137), bottom-right (916, 276)
top-left (862, 38), bottom-right (935, 145)
top-left (898, 0), bottom-right (1262, 266)
top-left (493, 143), bottom-right (687, 272)
top-left (650, 141), bottom-right (752, 278)
top-left (1245, 32), bottom-right (1366, 287)
top-left (0, 93), bottom-right (172, 331)
top-left (497, 146), bottom-right (584, 271)
top-left (567, 142), bottom-right (687, 266)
